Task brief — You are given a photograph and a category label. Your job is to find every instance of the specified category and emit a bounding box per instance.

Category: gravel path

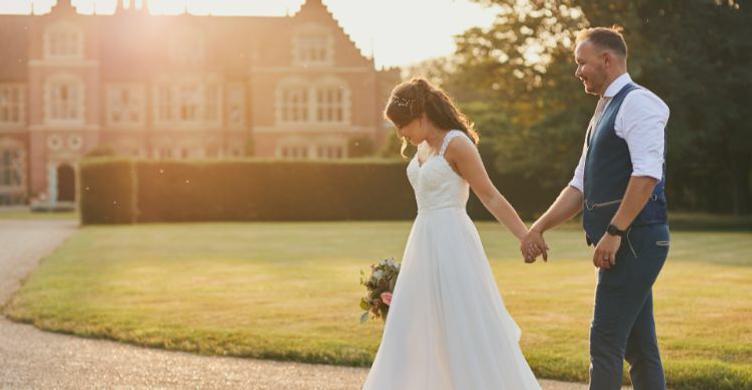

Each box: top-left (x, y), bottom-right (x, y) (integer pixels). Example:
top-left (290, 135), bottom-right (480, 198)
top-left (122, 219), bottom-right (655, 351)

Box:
top-left (0, 218), bottom-right (605, 389)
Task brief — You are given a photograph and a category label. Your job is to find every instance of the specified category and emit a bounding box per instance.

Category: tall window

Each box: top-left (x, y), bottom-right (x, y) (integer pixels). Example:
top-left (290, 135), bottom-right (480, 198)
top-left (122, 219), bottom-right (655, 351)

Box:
top-left (293, 24), bottom-right (333, 66)
top-left (45, 23), bottom-right (83, 59)
top-left (205, 84), bottom-right (221, 124)
top-left (155, 84), bottom-right (174, 122)
top-left (0, 85), bottom-right (25, 125)
top-left (279, 86), bottom-right (309, 123)
top-left (45, 76), bottom-right (84, 123)
top-left (161, 147), bottom-right (173, 159)
top-left (227, 83), bottom-right (245, 128)
top-left (279, 145), bottom-right (309, 159)
top-left (107, 84), bottom-right (144, 126)
top-left (0, 139), bottom-right (25, 205)
top-left (297, 35), bottom-right (328, 64)
top-left (0, 147), bottom-right (23, 187)
top-left (153, 81), bottom-right (223, 126)
top-left (276, 139), bottom-right (347, 160)
top-left (276, 77), bottom-right (350, 125)
top-left (315, 87), bottom-right (344, 123)
top-left (178, 84), bottom-right (200, 121)
top-left (316, 144), bottom-right (345, 159)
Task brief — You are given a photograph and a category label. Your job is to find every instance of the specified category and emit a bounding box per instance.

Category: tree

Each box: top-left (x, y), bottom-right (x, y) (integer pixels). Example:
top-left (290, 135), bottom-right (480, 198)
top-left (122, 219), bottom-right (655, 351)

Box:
top-left (451, 0), bottom-right (751, 213)
top-left (580, 0), bottom-right (752, 213)
top-left (453, 0), bottom-right (591, 188)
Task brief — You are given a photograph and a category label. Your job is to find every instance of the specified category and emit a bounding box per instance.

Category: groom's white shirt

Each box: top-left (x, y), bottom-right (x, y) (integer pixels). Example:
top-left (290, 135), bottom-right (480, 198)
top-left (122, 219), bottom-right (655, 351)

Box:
top-left (569, 73), bottom-right (670, 193)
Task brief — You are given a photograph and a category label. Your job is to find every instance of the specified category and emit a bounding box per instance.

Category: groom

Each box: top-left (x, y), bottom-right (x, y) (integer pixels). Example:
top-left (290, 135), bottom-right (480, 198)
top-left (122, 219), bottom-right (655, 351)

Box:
top-left (522, 27), bottom-right (670, 390)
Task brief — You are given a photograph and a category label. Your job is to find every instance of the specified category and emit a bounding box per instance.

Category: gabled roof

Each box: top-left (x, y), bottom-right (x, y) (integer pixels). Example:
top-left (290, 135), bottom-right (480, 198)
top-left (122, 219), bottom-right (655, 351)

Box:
top-left (0, 0), bottom-right (374, 82)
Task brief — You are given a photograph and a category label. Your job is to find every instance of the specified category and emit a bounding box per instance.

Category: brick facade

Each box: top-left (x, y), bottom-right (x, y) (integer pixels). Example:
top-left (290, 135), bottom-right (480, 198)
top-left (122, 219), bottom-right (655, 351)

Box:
top-left (0, 0), bottom-right (400, 205)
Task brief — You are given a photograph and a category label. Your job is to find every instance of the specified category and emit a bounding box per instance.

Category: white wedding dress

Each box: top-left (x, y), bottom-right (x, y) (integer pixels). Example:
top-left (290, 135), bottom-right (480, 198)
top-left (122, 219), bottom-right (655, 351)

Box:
top-left (363, 130), bottom-right (540, 390)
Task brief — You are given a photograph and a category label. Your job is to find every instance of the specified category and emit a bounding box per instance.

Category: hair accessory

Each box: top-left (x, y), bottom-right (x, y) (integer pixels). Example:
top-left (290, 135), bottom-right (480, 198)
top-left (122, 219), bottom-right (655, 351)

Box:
top-left (391, 95), bottom-right (412, 108)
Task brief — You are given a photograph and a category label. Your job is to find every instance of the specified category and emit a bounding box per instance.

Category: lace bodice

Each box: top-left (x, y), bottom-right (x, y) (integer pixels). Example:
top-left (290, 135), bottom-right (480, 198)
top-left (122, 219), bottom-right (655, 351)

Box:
top-left (406, 130), bottom-right (471, 213)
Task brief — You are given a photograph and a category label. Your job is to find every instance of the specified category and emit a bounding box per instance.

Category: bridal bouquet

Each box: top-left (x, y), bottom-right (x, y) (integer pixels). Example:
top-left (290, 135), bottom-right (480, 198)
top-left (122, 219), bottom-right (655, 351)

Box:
top-left (359, 257), bottom-right (401, 323)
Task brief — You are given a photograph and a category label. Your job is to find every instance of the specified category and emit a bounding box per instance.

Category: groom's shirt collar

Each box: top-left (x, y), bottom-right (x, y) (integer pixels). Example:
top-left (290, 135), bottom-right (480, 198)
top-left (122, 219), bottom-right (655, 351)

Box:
top-left (603, 73), bottom-right (632, 98)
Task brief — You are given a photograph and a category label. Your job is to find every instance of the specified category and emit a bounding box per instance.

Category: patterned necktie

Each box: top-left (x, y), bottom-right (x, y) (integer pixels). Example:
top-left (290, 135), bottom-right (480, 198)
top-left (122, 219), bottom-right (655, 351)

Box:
top-left (587, 96), bottom-right (610, 145)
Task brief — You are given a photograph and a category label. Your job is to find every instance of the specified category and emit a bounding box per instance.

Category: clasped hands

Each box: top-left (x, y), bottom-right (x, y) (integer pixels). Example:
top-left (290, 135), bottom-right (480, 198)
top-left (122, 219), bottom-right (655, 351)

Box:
top-left (520, 228), bottom-right (548, 263)
top-left (519, 228), bottom-right (620, 270)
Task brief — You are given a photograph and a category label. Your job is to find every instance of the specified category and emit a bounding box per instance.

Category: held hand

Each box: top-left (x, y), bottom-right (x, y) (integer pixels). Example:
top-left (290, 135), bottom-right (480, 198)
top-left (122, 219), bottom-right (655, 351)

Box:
top-left (592, 234), bottom-right (621, 269)
top-left (520, 229), bottom-right (549, 263)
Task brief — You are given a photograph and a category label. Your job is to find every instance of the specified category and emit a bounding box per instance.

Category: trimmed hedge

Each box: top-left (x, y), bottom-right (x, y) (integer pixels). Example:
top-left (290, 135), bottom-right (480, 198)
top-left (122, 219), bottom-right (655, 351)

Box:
top-left (79, 158), bottom-right (137, 224)
top-left (79, 158), bottom-right (556, 224)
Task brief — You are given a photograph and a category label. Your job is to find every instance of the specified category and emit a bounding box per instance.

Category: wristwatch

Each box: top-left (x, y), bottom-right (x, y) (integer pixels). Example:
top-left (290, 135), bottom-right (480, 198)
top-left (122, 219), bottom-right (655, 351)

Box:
top-left (606, 224), bottom-right (626, 237)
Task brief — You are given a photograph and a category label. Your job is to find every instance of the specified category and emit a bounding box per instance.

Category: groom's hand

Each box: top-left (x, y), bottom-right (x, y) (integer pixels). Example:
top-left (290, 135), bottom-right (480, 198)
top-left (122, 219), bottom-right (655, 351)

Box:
top-left (520, 229), bottom-right (549, 263)
top-left (593, 234), bottom-right (621, 269)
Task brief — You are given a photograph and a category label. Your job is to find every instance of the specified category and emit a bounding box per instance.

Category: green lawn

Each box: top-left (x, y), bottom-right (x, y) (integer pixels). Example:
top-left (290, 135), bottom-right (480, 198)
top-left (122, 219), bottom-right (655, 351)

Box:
top-left (0, 209), bottom-right (78, 221)
top-left (4, 221), bottom-right (751, 389)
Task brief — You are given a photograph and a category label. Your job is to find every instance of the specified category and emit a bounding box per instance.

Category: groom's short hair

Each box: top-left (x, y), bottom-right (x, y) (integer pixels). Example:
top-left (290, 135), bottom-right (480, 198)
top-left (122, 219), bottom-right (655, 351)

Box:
top-left (576, 26), bottom-right (628, 59)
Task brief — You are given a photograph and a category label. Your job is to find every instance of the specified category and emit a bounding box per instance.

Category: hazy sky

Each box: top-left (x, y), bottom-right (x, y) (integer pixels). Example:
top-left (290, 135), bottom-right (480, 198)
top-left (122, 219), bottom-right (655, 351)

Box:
top-left (0, 0), bottom-right (498, 68)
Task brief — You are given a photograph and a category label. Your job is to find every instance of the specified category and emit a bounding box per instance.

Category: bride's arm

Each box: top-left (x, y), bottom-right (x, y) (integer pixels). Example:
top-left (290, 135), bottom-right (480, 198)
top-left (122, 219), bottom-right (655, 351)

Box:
top-left (445, 138), bottom-right (528, 241)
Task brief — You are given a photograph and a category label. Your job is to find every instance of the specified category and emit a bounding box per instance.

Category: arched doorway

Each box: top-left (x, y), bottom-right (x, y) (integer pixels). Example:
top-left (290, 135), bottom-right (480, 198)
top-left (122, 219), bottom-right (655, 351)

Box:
top-left (57, 163), bottom-right (75, 202)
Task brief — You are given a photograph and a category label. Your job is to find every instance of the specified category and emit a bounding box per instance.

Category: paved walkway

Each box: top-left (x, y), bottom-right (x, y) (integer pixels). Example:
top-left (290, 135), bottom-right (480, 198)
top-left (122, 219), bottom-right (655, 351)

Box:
top-left (0, 218), bottom-right (603, 389)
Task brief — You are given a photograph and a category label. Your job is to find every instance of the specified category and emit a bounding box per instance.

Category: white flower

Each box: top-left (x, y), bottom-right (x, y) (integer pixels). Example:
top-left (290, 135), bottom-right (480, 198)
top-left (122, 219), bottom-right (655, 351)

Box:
top-left (373, 270), bottom-right (384, 280)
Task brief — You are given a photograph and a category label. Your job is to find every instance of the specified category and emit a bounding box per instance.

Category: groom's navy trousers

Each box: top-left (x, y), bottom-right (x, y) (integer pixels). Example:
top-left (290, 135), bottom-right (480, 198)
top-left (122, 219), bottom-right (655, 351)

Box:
top-left (589, 224), bottom-right (669, 390)
top-left (582, 82), bottom-right (669, 390)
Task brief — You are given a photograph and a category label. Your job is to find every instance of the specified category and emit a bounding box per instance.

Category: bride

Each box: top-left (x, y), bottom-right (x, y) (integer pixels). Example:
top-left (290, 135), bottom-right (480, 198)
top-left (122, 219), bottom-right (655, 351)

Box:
top-left (363, 78), bottom-right (541, 390)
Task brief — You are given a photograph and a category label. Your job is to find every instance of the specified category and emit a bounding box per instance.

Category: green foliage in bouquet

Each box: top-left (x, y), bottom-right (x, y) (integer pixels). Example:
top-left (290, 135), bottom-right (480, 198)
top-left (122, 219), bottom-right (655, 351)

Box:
top-left (359, 258), bottom-right (401, 323)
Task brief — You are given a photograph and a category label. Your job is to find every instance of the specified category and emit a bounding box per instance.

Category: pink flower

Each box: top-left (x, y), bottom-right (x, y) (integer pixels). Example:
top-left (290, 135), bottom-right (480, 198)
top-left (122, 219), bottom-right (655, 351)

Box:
top-left (380, 292), bottom-right (393, 306)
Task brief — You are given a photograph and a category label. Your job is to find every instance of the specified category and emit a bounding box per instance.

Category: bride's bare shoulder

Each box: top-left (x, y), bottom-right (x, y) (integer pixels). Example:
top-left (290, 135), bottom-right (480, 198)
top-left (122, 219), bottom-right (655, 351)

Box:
top-left (443, 133), bottom-right (478, 160)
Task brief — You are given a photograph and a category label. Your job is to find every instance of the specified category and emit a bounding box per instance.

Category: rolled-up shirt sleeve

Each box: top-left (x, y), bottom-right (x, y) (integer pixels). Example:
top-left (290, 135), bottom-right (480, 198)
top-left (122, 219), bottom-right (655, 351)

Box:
top-left (568, 141), bottom-right (587, 192)
top-left (616, 90), bottom-right (670, 181)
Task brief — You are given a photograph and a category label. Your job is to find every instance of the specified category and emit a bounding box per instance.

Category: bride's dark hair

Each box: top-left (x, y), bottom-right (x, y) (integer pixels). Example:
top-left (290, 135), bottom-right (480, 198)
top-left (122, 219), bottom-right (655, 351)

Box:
top-left (384, 77), bottom-right (479, 157)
